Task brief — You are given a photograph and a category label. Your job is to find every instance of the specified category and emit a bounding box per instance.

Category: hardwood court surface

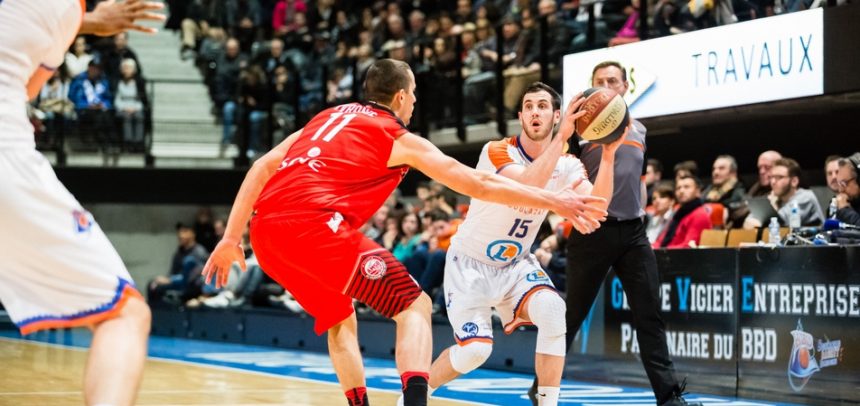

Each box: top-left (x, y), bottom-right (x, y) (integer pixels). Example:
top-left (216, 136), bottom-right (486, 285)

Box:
top-left (0, 337), bottom-right (468, 406)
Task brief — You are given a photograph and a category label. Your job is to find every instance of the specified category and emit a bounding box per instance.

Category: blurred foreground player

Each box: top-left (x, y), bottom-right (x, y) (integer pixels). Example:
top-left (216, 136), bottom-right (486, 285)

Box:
top-left (0, 1), bottom-right (163, 405)
top-left (203, 59), bottom-right (608, 406)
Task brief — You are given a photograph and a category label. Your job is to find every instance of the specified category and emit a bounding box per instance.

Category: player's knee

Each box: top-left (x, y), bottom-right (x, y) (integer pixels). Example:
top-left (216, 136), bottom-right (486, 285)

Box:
top-left (449, 342), bottom-right (493, 374)
top-left (528, 290), bottom-right (567, 356)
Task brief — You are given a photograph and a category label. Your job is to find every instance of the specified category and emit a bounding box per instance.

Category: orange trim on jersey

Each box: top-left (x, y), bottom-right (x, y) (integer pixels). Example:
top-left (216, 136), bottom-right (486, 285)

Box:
top-left (455, 336), bottom-right (494, 346)
top-left (19, 285), bottom-right (142, 335)
top-left (487, 138), bottom-right (517, 171)
top-left (502, 285), bottom-right (556, 335)
top-left (623, 140), bottom-right (644, 151)
top-left (78, 0), bottom-right (87, 31)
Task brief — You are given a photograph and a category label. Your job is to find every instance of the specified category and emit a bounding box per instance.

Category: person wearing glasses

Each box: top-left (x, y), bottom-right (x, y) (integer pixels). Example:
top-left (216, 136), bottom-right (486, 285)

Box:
top-left (743, 158), bottom-right (825, 228)
top-left (835, 153), bottom-right (860, 226)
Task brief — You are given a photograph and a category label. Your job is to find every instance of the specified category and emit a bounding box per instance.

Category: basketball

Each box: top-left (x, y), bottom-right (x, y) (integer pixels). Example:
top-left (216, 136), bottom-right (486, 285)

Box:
top-left (574, 87), bottom-right (630, 144)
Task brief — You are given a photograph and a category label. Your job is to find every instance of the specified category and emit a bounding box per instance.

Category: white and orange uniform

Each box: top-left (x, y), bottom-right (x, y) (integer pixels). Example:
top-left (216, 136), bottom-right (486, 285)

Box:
top-left (445, 136), bottom-right (588, 345)
top-left (0, 0), bottom-right (140, 334)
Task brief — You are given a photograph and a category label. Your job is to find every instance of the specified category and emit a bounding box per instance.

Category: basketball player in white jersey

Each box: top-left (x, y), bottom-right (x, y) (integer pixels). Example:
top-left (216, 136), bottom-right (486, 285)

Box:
top-left (400, 82), bottom-right (629, 406)
top-left (0, 1), bottom-right (162, 405)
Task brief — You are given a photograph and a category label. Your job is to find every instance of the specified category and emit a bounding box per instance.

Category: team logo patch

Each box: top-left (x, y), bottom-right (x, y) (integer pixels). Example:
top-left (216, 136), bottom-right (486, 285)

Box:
top-left (461, 322), bottom-right (479, 337)
top-left (787, 319), bottom-right (843, 392)
top-left (526, 270), bottom-right (549, 282)
top-left (72, 209), bottom-right (92, 233)
top-left (360, 255), bottom-right (387, 280)
top-left (486, 240), bottom-right (522, 262)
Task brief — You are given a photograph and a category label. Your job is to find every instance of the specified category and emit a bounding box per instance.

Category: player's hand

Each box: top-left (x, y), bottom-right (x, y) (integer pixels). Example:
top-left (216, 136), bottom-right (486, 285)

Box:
top-left (202, 237), bottom-right (246, 289)
top-left (557, 92), bottom-right (587, 142)
top-left (602, 122), bottom-right (631, 157)
top-left (553, 181), bottom-right (607, 233)
top-left (86, 0), bottom-right (166, 36)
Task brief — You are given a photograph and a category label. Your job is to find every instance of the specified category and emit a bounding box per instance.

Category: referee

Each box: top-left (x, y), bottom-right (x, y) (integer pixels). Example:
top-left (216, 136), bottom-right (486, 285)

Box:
top-left (529, 61), bottom-right (700, 406)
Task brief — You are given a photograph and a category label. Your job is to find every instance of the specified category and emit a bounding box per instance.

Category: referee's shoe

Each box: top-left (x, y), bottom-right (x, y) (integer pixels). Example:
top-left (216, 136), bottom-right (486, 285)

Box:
top-left (527, 379), bottom-right (704, 406)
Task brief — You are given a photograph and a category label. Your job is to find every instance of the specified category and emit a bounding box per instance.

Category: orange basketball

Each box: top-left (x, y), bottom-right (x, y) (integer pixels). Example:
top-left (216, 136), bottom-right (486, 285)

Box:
top-left (574, 87), bottom-right (630, 144)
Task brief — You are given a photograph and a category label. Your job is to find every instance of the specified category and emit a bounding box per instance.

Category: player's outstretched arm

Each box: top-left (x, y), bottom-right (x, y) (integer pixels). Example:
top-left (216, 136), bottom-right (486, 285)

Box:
top-left (389, 133), bottom-right (607, 231)
top-left (80, 0), bottom-right (165, 36)
top-left (202, 129), bottom-right (303, 288)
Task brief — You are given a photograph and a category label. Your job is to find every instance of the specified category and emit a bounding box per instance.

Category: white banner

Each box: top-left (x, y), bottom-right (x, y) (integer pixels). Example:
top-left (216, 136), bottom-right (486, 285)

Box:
top-left (562, 8), bottom-right (824, 118)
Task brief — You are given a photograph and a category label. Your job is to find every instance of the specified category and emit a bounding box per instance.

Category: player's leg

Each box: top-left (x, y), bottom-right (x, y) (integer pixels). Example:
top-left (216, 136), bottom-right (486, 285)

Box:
top-left (327, 312), bottom-right (369, 405)
top-left (500, 257), bottom-right (566, 406)
top-left (85, 294), bottom-right (151, 406)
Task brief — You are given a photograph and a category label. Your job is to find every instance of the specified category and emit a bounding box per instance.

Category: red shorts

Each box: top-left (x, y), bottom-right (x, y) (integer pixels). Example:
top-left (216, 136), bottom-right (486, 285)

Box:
top-left (250, 211), bottom-right (421, 335)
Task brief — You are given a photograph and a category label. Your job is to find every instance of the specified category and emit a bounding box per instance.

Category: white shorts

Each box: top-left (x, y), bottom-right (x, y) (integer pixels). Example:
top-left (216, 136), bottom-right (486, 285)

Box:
top-left (0, 149), bottom-right (139, 334)
top-left (444, 246), bottom-right (557, 346)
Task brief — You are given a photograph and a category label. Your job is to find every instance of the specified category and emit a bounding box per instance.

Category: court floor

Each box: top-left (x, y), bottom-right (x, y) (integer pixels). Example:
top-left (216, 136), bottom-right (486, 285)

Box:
top-left (0, 329), bottom-right (795, 405)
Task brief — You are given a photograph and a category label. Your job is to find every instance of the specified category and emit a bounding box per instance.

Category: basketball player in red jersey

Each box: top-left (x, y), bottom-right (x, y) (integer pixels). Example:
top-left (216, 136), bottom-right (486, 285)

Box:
top-left (0, 1), bottom-right (162, 406)
top-left (203, 59), bottom-right (608, 406)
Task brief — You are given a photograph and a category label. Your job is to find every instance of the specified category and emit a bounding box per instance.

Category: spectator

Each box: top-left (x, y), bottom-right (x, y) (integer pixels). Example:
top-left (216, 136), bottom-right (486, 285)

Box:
top-left (645, 158), bottom-right (664, 206)
top-left (214, 38), bottom-right (248, 154)
top-left (147, 223), bottom-right (210, 306)
top-left (361, 204), bottom-right (390, 240)
top-left (393, 212), bottom-right (424, 263)
top-left (673, 160), bottom-right (698, 182)
top-left (190, 233), bottom-right (265, 309)
top-left (835, 153), bottom-right (860, 227)
top-left (65, 36), bottom-right (93, 78)
top-left (104, 32), bottom-right (142, 84)
top-left (608, 0), bottom-right (642, 46)
top-left (225, 0), bottom-right (262, 52)
top-left (69, 59), bottom-right (115, 156)
top-left (747, 150), bottom-right (782, 197)
top-left (237, 65), bottom-right (271, 157)
top-left (257, 38), bottom-right (291, 79)
top-left (463, 17), bottom-right (520, 123)
top-left (745, 158), bottom-right (824, 228)
top-left (194, 207), bottom-right (218, 252)
top-left (647, 182), bottom-right (677, 243)
top-left (825, 155), bottom-right (842, 195)
top-left (655, 176), bottom-right (712, 248)
top-left (702, 155), bottom-right (747, 226)
top-left (272, 0), bottom-right (307, 37)
top-left (269, 65), bottom-right (297, 144)
top-left (376, 210), bottom-right (402, 251)
top-left (112, 58), bottom-right (149, 152)
top-left (36, 64), bottom-right (75, 145)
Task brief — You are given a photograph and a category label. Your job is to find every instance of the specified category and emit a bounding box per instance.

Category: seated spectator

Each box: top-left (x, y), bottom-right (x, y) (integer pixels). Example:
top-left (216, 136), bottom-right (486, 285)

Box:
top-left (645, 158), bottom-right (664, 206)
top-left (745, 158), bottom-right (824, 228)
top-left (654, 176), bottom-right (712, 249)
top-left (237, 65), bottom-right (271, 157)
top-left (647, 182), bottom-right (677, 243)
top-left (69, 59), bottom-right (116, 155)
top-left (104, 32), bottom-right (142, 84)
top-left (392, 212), bottom-right (424, 263)
top-left (36, 64), bottom-right (75, 146)
top-left (835, 153), bottom-right (860, 227)
top-left (825, 155), bottom-right (842, 195)
top-left (113, 58), bottom-right (149, 152)
top-left (608, 0), bottom-right (641, 47)
top-left (376, 209), bottom-right (402, 251)
top-left (703, 155), bottom-right (747, 226)
top-left (190, 233), bottom-right (266, 309)
top-left (148, 223), bottom-right (210, 306)
top-left (747, 150), bottom-right (782, 197)
top-left (65, 36), bottom-right (93, 78)
top-left (360, 204), bottom-right (390, 240)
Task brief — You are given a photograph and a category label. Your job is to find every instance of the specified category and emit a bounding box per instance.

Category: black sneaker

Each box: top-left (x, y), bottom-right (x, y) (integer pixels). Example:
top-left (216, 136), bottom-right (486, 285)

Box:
top-left (526, 378), bottom-right (538, 406)
top-left (660, 378), bottom-right (703, 406)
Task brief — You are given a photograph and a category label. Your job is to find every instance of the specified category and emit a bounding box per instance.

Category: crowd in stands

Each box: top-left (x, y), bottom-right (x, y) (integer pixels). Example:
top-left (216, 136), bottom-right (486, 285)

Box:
top-left (147, 149), bottom-right (860, 315)
top-left (162, 0), bottom-right (831, 154)
top-left (29, 27), bottom-right (150, 164)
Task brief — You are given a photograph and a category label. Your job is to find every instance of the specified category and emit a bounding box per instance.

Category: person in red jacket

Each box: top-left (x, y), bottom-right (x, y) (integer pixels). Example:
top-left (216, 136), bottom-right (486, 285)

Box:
top-left (655, 176), bottom-right (712, 249)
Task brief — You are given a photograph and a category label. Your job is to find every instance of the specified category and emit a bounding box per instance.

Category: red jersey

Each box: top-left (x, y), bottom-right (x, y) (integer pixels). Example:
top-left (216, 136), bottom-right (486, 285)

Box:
top-left (255, 102), bottom-right (409, 227)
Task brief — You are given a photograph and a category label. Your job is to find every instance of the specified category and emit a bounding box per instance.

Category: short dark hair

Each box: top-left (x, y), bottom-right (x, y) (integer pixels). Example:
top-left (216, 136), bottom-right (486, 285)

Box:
top-left (647, 158), bottom-right (663, 174)
top-left (363, 59), bottom-right (412, 104)
top-left (674, 160), bottom-right (699, 177)
top-left (677, 175), bottom-right (702, 190)
top-left (424, 208), bottom-right (450, 223)
top-left (519, 82), bottom-right (561, 111)
top-left (773, 157), bottom-right (801, 179)
top-left (592, 61), bottom-right (627, 82)
top-left (824, 155), bottom-right (842, 167)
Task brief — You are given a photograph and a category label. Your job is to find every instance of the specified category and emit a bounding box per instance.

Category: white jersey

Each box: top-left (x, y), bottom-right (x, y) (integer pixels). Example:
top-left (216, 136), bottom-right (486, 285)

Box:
top-left (451, 136), bottom-right (587, 266)
top-left (0, 0), bottom-right (83, 149)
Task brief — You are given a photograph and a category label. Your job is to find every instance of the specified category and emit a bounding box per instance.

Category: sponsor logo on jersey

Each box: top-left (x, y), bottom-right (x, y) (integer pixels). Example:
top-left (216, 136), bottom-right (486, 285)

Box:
top-left (360, 255), bottom-right (387, 280)
top-left (486, 240), bottom-right (522, 262)
top-left (461, 322), bottom-right (479, 337)
top-left (326, 212), bottom-right (344, 233)
top-left (72, 209), bottom-right (92, 233)
top-left (526, 270), bottom-right (549, 282)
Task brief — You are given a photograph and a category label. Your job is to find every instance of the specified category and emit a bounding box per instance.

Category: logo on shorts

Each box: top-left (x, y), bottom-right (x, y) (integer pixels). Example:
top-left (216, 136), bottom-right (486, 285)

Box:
top-left (72, 209), bottom-right (92, 233)
top-left (486, 240), bottom-right (522, 262)
top-left (526, 270), bottom-right (549, 282)
top-left (461, 322), bottom-right (479, 337)
top-left (360, 255), bottom-right (387, 280)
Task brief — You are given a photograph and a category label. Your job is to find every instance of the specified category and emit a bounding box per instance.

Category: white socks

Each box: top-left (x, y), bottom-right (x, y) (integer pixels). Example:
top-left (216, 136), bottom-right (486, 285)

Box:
top-left (536, 386), bottom-right (560, 406)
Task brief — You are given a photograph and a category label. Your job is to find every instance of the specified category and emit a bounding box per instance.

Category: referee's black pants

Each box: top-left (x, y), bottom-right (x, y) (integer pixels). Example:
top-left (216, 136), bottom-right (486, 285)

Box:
top-left (564, 218), bottom-right (679, 405)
